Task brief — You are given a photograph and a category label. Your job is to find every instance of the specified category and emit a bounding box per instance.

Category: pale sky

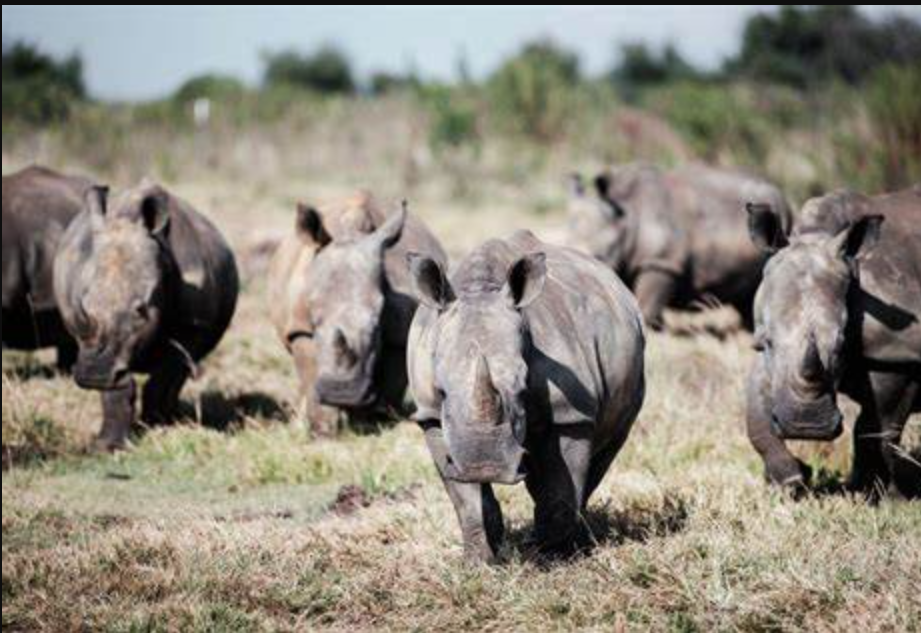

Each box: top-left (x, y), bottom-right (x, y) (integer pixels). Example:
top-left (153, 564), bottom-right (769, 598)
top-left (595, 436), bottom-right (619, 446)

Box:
top-left (2, 5), bottom-right (919, 101)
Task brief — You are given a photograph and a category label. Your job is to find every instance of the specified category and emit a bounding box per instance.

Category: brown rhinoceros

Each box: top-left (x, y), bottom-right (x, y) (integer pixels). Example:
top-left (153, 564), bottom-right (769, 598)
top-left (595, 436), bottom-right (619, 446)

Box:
top-left (567, 163), bottom-right (792, 330)
top-left (406, 230), bottom-right (646, 562)
top-left (746, 187), bottom-right (920, 499)
top-left (2, 166), bottom-right (93, 369)
top-left (268, 192), bottom-right (447, 436)
top-left (54, 182), bottom-right (239, 450)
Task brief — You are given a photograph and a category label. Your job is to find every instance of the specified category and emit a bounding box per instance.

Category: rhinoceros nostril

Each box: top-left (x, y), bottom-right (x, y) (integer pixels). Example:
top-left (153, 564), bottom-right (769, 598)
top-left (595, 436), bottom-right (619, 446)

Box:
top-left (333, 329), bottom-right (358, 369)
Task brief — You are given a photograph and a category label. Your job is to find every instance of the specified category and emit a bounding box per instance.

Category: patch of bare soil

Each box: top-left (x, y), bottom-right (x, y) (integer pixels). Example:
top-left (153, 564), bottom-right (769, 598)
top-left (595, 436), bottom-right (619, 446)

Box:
top-left (328, 484), bottom-right (420, 517)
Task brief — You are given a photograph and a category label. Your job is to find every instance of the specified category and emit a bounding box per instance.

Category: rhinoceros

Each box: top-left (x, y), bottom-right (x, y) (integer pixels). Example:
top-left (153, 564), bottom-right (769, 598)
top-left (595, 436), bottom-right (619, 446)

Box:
top-left (54, 182), bottom-right (239, 450)
top-left (746, 187), bottom-right (920, 499)
top-left (567, 163), bottom-right (792, 330)
top-left (2, 166), bottom-right (92, 369)
top-left (407, 230), bottom-right (646, 562)
top-left (268, 192), bottom-right (447, 436)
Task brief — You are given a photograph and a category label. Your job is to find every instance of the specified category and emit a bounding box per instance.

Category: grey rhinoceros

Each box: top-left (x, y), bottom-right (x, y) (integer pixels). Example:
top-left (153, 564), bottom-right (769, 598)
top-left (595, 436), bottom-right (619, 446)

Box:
top-left (54, 182), bottom-right (239, 450)
top-left (268, 192), bottom-right (447, 436)
top-left (2, 166), bottom-right (93, 369)
top-left (406, 230), bottom-right (646, 562)
top-left (568, 163), bottom-right (792, 330)
top-left (746, 187), bottom-right (920, 499)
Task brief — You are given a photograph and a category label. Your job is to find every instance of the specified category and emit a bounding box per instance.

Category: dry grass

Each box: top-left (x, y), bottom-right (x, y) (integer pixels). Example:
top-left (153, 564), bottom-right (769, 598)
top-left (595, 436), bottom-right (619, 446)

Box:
top-left (3, 140), bottom-right (920, 633)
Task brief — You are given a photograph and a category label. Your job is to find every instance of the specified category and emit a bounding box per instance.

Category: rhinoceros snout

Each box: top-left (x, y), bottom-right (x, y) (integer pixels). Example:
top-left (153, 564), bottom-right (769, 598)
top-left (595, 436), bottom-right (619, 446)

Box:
top-left (315, 376), bottom-right (377, 409)
top-left (74, 348), bottom-right (129, 391)
top-left (770, 410), bottom-right (844, 442)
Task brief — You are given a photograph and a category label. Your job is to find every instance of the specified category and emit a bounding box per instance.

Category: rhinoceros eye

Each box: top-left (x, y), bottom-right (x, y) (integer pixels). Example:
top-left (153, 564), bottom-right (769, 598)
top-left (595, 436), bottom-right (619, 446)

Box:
top-left (753, 333), bottom-right (772, 353)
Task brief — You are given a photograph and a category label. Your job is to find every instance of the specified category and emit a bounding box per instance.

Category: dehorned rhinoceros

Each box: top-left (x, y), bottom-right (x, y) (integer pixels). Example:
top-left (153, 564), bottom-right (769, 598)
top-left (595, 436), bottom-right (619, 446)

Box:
top-left (2, 166), bottom-right (93, 369)
top-left (268, 192), bottom-right (447, 436)
top-left (568, 163), bottom-right (792, 330)
top-left (746, 187), bottom-right (920, 499)
top-left (54, 182), bottom-right (239, 450)
top-left (406, 230), bottom-right (646, 562)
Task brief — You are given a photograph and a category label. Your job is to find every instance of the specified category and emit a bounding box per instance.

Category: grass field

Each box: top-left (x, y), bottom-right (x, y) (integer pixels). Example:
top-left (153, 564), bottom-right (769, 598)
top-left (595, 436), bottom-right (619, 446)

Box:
top-left (2, 165), bottom-right (920, 632)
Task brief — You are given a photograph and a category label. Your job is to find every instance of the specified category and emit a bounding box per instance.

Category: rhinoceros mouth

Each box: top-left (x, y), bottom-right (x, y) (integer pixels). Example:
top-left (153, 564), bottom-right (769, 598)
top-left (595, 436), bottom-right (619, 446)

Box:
top-left (770, 412), bottom-right (844, 442)
top-left (444, 457), bottom-right (528, 486)
top-left (315, 377), bottom-right (377, 409)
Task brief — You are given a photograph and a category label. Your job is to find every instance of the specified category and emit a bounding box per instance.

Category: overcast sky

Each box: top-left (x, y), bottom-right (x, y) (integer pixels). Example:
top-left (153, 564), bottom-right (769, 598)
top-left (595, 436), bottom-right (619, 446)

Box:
top-left (2, 5), bottom-right (919, 101)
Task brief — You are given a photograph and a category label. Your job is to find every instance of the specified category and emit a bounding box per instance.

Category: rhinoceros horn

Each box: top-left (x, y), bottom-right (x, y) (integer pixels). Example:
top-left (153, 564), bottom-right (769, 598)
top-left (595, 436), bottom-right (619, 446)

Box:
top-left (473, 355), bottom-right (501, 424)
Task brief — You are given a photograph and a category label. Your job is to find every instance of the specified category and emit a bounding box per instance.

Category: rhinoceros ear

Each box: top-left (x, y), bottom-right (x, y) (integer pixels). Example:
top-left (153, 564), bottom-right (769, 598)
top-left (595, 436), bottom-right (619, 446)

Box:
top-left (747, 202), bottom-right (789, 254)
top-left (829, 215), bottom-right (884, 265)
top-left (593, 173), bottom-right (612, 199)
top-left (372, 201), bottom-right (407, 252)
top-left (139, 187), bottom-right (171, 238)
top-left (296, 203), bottom-right (332, 248)
top-left (85, 186), bottom-right (110, 232)
top-left (407, 253), bottom-right (453, 311)
top-left (506, 252), bottom-right (547, 310)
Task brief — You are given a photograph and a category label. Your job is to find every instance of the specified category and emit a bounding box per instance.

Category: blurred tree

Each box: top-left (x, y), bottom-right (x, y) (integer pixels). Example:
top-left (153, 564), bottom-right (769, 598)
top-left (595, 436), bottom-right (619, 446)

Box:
top-left (728, 5), bottom-right (921, 88)
top-left (369, 71), bottom-right (419, 96)
top-left (487, 38), bottom-right (581, 143)
top-left (2, 39), bottom-right (86, 124)
top-left (612, 43), bottom-right (698, 88)
top-left (174, 73), bottom-right (247, 104)
top-left (263, 45), bottom-right (355, 94)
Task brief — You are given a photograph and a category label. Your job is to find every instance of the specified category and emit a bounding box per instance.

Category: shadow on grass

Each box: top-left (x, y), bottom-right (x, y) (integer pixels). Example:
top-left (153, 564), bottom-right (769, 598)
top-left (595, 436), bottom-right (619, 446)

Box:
top-left (183, 391), bottom-right (290, 432)
top-left (505, 493), bottom-right (691, 568)
top-left (1, 361), bottom-right (62, 382)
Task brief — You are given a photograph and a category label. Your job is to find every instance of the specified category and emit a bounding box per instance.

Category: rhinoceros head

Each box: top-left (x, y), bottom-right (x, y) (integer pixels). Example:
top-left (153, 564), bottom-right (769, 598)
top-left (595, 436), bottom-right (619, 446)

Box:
top-left (72, 183), bottom-right (175, 391)
top-left (295, 203), bottom-right (407, 409)
top-left (408, 251), bottom-right (548, 485)
top-left (748, 202), bottom-right (883, 441)
top-left (566, 172), bottom-right (631, 269)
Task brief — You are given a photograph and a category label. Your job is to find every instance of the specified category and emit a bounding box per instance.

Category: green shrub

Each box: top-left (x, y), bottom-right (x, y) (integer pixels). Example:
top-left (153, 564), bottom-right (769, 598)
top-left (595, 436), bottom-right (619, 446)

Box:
top-left (418, 84), bottom-right (480, 154)
top-left (865, 64), bottom-right (921, 189)
top-left (487, 38), bottom-right (581, 143)
top-left (262, 45), bottom-right (354, 95)
top-left (2, 40), bottom-right (85, 125)
top-left (643, 81), bottom-right (772, 164)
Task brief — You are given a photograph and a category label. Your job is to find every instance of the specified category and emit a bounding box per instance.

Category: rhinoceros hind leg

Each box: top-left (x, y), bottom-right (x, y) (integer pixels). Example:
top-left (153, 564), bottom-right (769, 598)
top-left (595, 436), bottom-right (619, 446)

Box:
top-left (56, 339), bottom-right (78, 373)
top-left (850, 373), bottom-right (918, 500)
top-left (141, 358), bottom-right (190, 427)
top-left (634, 270), bottom-right (676, 332)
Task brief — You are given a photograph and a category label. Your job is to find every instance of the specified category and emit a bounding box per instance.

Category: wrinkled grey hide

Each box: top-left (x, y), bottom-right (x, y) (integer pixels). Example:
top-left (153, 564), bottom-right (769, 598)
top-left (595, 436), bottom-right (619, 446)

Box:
top-left (268, 193), bottom-right (447, 436)
top-left (407, 231), bottom-right (646, 562)
top-left (2, 166), bottom-right (92, 369)
top-left (54, 182), bottom-right (239, 450)
top-left (746, 187), bottom-right (920, 499)
top-left (567, 163), bottom-right (792, 330)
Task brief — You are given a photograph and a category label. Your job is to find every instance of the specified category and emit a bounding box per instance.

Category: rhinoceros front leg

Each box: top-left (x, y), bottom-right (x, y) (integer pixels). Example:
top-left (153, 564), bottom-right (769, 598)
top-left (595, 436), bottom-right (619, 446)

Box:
top-left (291, 339), bottom-right (339, 436)
top-left (746, 357), bottom-right (812, 490)
top-left (95, 379), bottom-right (137, 452)
top-left (421, 423), bottom-right (505, 564)
top-left (634, 269), bottom-right (676, 331)
top-left (526, 426), bottom-right (594, 557)
top-left (850, 372), bottom-right (919, 500)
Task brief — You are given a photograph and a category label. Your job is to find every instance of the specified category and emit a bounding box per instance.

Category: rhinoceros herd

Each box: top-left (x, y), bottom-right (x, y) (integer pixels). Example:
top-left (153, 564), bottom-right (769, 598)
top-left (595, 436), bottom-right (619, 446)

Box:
top-left (3, 164), bottom-right (919, 562)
